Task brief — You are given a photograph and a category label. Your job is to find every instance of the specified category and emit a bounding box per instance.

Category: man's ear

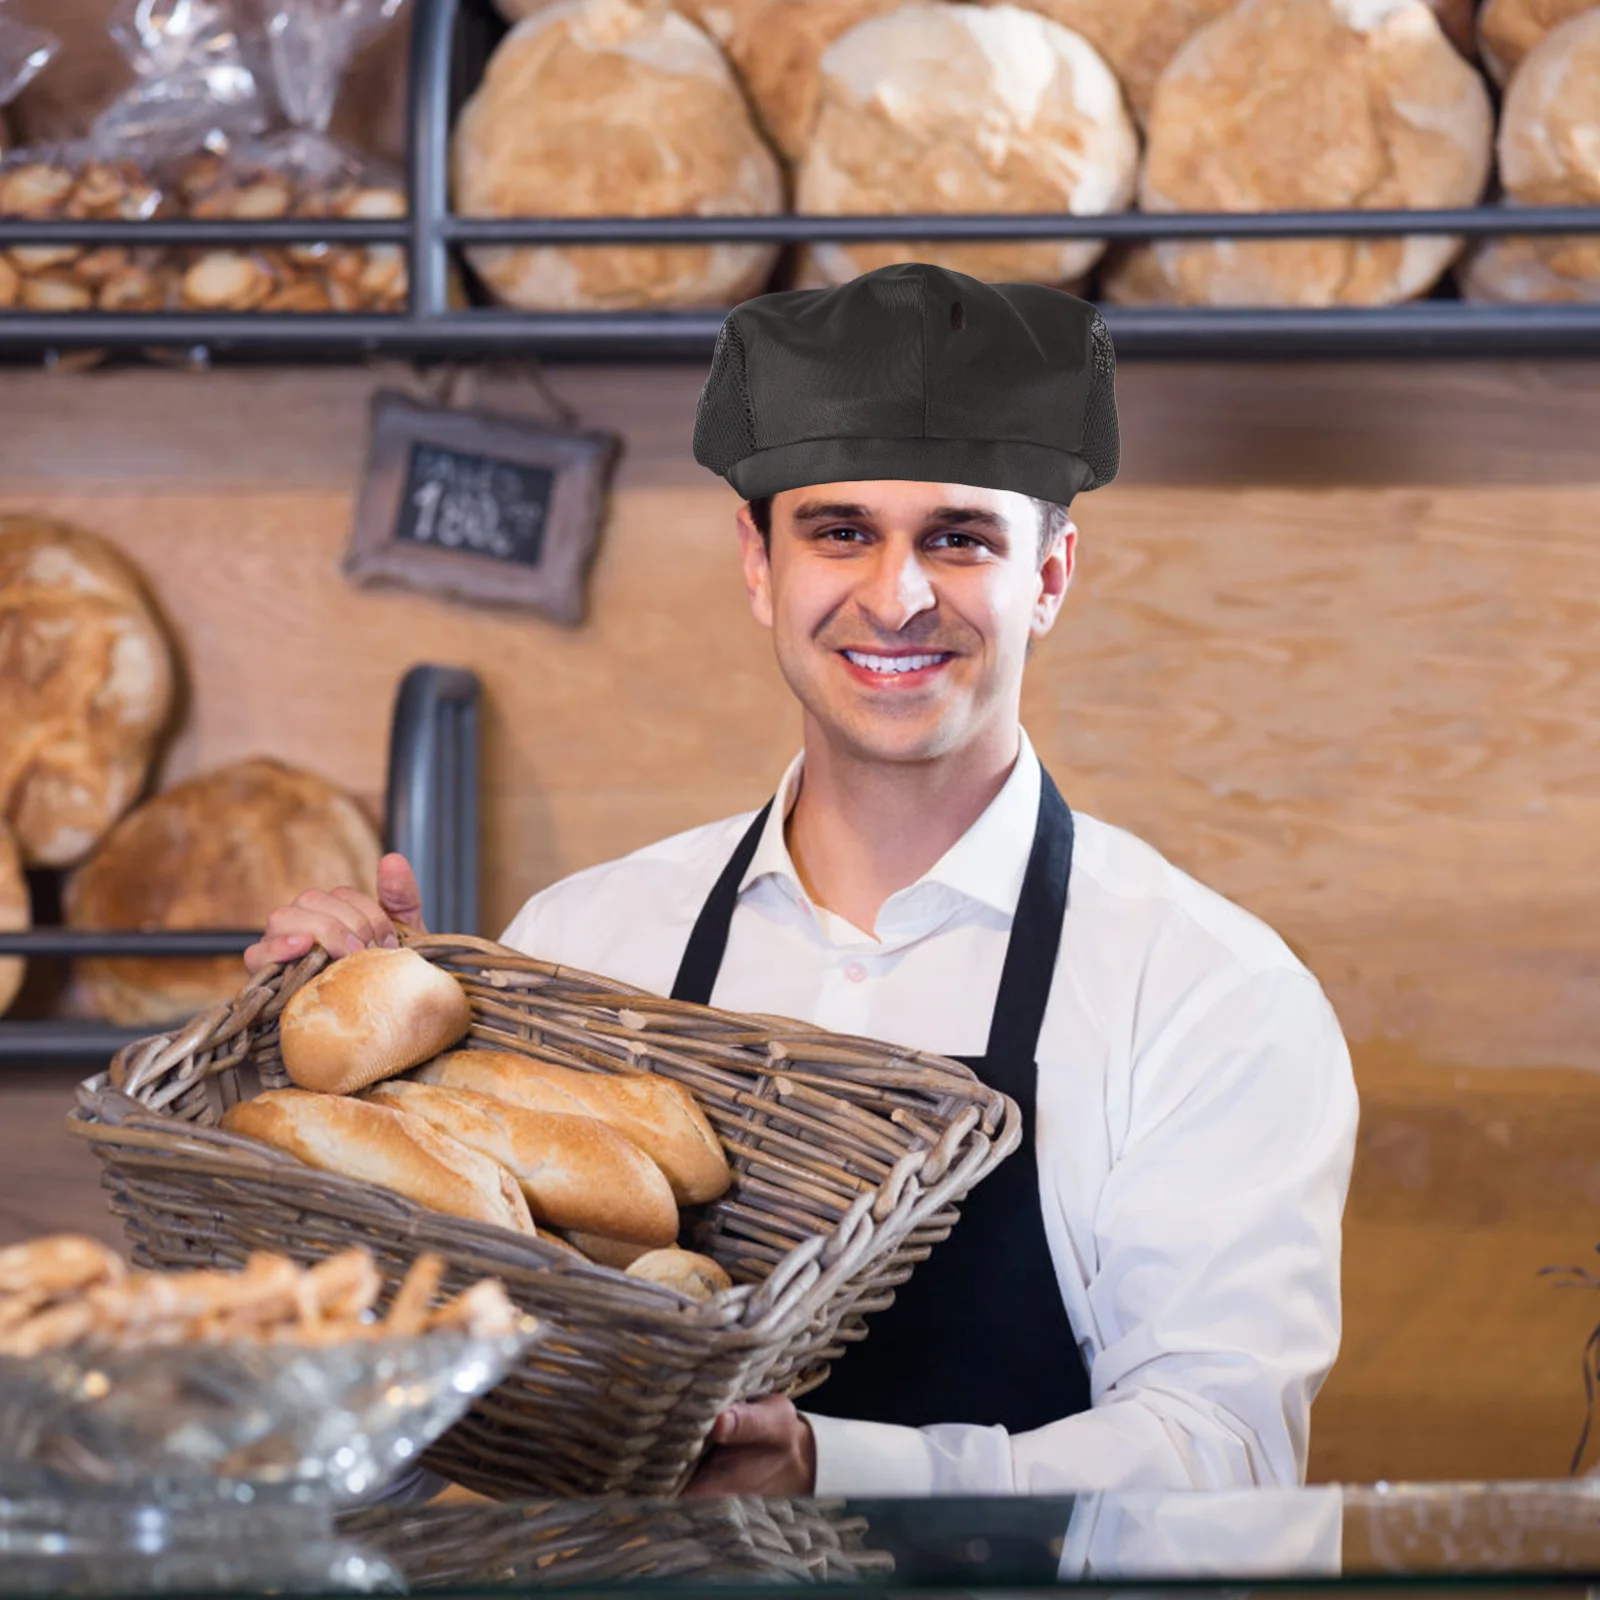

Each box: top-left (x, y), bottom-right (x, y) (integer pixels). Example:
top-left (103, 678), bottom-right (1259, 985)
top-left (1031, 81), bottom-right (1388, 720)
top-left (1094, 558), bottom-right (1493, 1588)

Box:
top-left (736, 502), bottom-right (775, 630)
top-left (1032, 519), bottom-right (1076, 639)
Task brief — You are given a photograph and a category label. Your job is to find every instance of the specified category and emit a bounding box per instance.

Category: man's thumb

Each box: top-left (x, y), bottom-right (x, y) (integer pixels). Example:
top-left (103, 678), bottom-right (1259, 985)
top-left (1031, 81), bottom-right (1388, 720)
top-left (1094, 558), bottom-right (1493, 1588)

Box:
top-left (377, 853), bottom-right (427, 932)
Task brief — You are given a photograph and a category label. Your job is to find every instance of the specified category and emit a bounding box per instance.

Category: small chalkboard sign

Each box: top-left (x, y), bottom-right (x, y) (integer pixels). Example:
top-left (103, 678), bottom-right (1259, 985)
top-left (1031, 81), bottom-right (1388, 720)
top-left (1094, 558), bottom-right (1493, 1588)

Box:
top-left (346, 391), bottom-right (619, 625)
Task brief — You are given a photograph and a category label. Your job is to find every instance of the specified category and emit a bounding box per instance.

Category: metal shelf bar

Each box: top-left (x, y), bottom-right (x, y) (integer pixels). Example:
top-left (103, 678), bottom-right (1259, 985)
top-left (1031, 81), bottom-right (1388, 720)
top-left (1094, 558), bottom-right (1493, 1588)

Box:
top-left (0, 932), bottom-right (254, 957)
top-left (0, 1023), bottom-right (149, 1061)
top-left (0, 219), bottom-right (410, 246)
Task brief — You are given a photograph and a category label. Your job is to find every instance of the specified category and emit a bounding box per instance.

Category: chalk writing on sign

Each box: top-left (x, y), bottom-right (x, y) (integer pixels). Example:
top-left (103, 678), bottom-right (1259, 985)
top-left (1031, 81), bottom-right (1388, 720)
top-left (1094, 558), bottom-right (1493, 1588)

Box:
top-left (395, 443), bottom-right (555, 568)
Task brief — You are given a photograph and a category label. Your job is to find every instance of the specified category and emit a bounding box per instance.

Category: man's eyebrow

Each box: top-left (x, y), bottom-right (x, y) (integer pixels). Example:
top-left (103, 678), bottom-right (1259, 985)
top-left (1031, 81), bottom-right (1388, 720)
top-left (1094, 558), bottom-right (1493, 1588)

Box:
top-left (788, 502), bottom-right (1009, 534)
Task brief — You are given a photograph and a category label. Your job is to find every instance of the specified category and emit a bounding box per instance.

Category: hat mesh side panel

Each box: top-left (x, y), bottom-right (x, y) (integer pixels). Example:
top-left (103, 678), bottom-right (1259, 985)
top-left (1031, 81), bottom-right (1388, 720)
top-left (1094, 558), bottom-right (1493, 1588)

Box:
top-left (693, 321), bottom-right (758, 477)
top-left (1080, 313), bottom-right (1120, 489)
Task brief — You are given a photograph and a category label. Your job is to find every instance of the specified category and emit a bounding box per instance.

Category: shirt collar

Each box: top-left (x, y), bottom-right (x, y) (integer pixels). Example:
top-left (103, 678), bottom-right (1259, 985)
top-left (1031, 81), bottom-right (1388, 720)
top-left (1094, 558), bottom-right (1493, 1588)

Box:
top-left (738, 730), bottom-right (1043, 920)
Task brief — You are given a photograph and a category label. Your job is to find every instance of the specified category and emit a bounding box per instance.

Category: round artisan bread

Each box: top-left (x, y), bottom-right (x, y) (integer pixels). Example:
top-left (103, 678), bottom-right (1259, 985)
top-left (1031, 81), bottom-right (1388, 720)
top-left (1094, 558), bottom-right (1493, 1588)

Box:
top-left (452, 0), bottom-right (782, 310)
top-left (279, 947), bottom-right (472, 1095)
top-left (65, 757), bottom-right (381, 1026)
top-left (797, 2), bottom-right (1137, 288)
top-left (0, 820), bottom-right (26, 1017)
top-left (0, 515), bottom-right (175, 869)
top-left (364, 1080), bottom-right (679, 1245)
top-left (416, 1048), bottom-right (731, 1204)
top-left (1462, 10), bottom-right (1600, 304)
top-left (220, 1088), bottom-right (535, 1235)
top-left (1478, 0), bottom-right (1594, 83)
top-left (624, 1247), bottom-right (732, 1302)
top-left (1105, 0), bottom-right (1493, 308)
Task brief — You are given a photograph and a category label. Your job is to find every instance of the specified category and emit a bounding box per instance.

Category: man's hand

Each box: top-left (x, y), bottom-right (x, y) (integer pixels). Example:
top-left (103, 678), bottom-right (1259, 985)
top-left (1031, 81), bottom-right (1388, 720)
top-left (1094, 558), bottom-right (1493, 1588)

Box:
top-left (242, 853), bottom-right (427, 975)
top-left (684, 1397), bottom-right (816, 1497)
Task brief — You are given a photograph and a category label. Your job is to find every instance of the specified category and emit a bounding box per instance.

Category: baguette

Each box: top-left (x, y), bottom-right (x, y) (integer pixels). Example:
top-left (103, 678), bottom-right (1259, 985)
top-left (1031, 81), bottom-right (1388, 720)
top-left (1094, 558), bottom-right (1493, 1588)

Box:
top-left (417, 1050), bottom-right (731, 1204)
top-left (279, 947), bottom-right (471, 1095)
top-left (221, 1088), bottom-right (534, 1235)
top-left (563, 1231), bottom-right (655, 1270)
top-left (364, 1081), bottom-right (678, 1246)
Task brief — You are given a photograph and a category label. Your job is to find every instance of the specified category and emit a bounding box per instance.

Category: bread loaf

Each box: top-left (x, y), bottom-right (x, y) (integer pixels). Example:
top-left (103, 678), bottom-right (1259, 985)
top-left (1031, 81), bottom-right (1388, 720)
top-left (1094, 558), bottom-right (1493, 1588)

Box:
top-left (280, 948), bottom-right (472, 1095)
top-left (564, 1231), bottom-right (656, 1269)
top-left (0, 820), bottom-right (25, 1017)
top-left (64, 758), bottom-right (382, 1027)
top-left (1478, 0), bottom-right (1592, 83)
top-left (220, 1089), bottom-right (535, 1235)
top-left (417, 1049), bottom-right (731, 1204)
top-left (1107, 0), bottom-right (1493, 308)
top-left (624, 1247), bottom-right (732, 1301)
top-left (0, 516), bottom-right (175, 869)
top-left (984, 0), bottom-right (1235, 124)
top-left (364, 1081), bottom-right (680, 1244)
top-left (1462, 10), bottom-right (1600, 304)
top-left (452, 0), bottom-right (783, 310)
top-left (796, 3), bottom-right (1138, 288)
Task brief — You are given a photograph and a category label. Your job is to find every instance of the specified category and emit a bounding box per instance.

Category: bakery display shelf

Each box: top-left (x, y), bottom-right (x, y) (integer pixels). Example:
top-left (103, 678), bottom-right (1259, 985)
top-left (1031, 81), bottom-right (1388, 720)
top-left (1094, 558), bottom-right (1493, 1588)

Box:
top-left (0, 664), bottom-right (482, 1066)
top-left (0, 0), bottom-right (1597, 362)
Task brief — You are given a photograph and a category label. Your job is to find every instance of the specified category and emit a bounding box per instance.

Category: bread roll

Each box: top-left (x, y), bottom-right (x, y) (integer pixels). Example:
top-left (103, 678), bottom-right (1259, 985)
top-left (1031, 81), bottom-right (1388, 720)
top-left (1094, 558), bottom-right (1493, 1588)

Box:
top-left (796, 3), bottom-right (1138, 289)
top-left (280, 948), bottom-right (472, 1096)
top-left (417, 1049), bottom-right (731, 1204)
top-left (1478, 0), bottom-right (1592, 84)
top-left (364, 1081), bottom-right (679, 1244)
top-left (624, 1247), bottom-right (732, 1301)
top-left (221, 1089), bottom-right (535, 1235)
top-left (0, 516), bottom-right (175, 869)
top-left (64, 758), bottom-right (381, 1027)
top-left (984, 0), bottom-right (1235, 124)
top-left (452, 0), bottom-right (783, 311)
top-left (1107, 0), bottom-right (1493, 309)
top-left (1463, 10), bottom-right (1600, 304)
top-left (0, 820), bottom-right (25, 1017)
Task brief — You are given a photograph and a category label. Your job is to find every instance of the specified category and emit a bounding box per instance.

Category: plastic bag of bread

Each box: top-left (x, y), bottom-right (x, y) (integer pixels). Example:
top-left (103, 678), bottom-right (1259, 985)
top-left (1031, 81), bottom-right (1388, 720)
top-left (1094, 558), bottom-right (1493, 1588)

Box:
top-left (0, 821), bottom-right (25, 1019)
top-left (65, 757), bottom-right (382, 1027)
top-left (1460, 10), bottom-right (1600, 305)
top-left (168, 0), bottom-right (410, 314)
top-left (452, 0), bottom-right (783, 311)
top-left (0, 4), bottom-right (58, 160)
top-left (1477, 0), bottom-right (1593, 84)
top-left (795, 3), bottom-right (1137, 289)
top-left (1103, 0), bottom-right (1492, 309)
top-left (0, 516), bottom-right (176, 871)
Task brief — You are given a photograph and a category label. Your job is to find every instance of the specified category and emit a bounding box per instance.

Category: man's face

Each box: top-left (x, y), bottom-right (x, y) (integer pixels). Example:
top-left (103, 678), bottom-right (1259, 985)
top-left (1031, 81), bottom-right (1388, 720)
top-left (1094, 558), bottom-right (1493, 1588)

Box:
top-left (737, 480), bottom-right (1074, 766)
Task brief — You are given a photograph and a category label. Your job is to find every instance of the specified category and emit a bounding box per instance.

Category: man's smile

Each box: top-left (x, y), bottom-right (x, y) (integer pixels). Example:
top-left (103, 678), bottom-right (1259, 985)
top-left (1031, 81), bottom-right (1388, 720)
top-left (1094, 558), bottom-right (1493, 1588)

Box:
top-left (837, 648), bottom-right (956, 687)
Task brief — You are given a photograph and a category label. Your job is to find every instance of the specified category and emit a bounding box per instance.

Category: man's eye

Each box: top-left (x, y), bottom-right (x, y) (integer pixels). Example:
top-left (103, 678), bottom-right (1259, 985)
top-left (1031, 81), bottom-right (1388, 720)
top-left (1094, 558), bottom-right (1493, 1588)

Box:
top-left (930, 531), bottom-right (984, 551)
top-left (817, 525), bottom-right (864, 542)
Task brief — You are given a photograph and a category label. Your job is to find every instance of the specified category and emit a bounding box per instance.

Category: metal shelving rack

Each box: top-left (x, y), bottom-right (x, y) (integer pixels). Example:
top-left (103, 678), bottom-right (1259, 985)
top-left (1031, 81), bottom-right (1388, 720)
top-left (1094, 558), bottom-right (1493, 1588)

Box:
top-left (0, 0), bottom-right (1596, 359)
top-left (0, 665), bottom-right (481, 1063)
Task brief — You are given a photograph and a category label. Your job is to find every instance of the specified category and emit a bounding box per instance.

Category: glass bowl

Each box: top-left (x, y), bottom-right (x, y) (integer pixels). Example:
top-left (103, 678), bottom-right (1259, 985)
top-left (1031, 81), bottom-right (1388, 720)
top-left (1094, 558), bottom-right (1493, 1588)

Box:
top-left (0, 1323), bottom-right (537, 1507)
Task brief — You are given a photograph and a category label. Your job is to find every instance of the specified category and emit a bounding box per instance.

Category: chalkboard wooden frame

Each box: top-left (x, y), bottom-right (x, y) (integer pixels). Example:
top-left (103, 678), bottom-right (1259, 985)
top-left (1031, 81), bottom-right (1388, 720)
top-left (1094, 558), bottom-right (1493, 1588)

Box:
top-left (345, 389), bottom-right (619, 626)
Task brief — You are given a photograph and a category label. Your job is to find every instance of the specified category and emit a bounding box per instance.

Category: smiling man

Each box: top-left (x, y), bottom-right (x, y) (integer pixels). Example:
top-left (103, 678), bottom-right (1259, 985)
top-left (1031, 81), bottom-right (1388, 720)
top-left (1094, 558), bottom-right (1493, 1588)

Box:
top-left (246, 264), bottom-right (1358, 1498)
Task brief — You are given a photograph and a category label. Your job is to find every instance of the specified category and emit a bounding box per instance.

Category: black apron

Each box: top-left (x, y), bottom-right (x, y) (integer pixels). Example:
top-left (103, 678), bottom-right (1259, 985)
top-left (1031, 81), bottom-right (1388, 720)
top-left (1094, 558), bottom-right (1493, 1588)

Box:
top-left (671, 768), bottom-right (1091, 1433)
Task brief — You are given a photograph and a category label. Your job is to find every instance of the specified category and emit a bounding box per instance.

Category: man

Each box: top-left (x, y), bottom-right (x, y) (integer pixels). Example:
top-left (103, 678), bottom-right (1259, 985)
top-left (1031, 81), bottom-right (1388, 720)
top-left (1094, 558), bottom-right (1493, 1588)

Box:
top-left (245, 264), bottom-right (1358, 1498)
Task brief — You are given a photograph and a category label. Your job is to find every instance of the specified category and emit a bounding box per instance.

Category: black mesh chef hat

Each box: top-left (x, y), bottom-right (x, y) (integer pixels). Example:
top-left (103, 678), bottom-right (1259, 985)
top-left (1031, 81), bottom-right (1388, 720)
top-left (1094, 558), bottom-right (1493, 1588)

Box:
top-left (693, 262), bottom-right (1119, 506)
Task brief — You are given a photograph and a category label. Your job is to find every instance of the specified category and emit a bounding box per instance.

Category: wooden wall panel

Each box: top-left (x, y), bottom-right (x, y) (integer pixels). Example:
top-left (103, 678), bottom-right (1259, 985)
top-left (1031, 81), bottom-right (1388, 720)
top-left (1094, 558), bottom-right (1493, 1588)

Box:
top-left (4, 360), bottom-right (1600, 1488)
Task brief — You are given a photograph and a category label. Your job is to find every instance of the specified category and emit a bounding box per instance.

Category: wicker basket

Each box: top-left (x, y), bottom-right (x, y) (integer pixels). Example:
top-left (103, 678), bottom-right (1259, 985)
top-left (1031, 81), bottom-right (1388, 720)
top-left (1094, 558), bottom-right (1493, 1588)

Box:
top-left (70, 933), bottom-right (1019, 1499)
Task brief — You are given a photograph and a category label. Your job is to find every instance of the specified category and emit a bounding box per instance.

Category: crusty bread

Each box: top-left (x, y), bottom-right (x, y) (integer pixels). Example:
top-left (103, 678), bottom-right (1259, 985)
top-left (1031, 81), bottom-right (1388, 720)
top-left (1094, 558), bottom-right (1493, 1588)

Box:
top-left (452, 0), bottom-right (782, 311)
top-left (1478, 0), bottom-right (1592, 83)
top-left (221, 1089), bottom-right (535, 1235)
top-left (0, 820), bottom-right (26, 1017)
top-left (417, 1049), bottom-right (731, 1204)
top-left (564, 1231), bottom-right (656, 1269)
top-left (279, 947), bottom-right (471, 1095)
top-left (0, 515), bottom-right (175, 869)
top-left (364, 1081), bottom-right (679, 1245)
top-left (625, 1247), bottom-right (732, 1302)
top-left (1110, 0), bottom-right (1493, 308)
top-left (1463, 10), bottom-right (1600, 303)
top-left (797, 3), bottom-right (1137, 288)
top-left (65, 757), bottom-right (382, 1027)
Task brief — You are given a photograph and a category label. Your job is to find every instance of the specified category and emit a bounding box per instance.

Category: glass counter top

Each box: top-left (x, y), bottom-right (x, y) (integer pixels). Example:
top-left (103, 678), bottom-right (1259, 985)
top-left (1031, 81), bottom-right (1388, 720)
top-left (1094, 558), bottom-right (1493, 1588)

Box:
top-left (6, 1483), bottom-right (1600, 1597)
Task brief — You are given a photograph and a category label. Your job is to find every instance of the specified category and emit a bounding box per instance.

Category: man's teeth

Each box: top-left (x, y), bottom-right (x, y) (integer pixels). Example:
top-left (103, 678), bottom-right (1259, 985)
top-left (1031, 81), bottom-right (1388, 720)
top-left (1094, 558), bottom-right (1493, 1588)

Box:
top-left (843, 651), bottom-right (946, 674)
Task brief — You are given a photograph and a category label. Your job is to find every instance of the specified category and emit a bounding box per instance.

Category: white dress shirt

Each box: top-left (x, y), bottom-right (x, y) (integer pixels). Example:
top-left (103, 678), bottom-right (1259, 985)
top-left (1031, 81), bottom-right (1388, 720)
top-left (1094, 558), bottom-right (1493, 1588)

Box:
top-left (500, 731), bottom-right (1359, 1497)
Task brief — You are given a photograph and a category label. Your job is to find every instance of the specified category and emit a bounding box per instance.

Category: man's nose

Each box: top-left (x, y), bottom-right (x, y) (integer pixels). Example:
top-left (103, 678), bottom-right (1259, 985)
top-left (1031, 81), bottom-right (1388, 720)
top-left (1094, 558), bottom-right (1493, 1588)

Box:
top-left (857, 542), bottom-right (936, 633)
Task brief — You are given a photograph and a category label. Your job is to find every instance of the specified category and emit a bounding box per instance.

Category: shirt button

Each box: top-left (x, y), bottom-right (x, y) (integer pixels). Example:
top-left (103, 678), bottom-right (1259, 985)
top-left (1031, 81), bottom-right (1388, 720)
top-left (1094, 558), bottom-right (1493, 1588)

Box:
top-left (845, 961), bottom-right (867, 984)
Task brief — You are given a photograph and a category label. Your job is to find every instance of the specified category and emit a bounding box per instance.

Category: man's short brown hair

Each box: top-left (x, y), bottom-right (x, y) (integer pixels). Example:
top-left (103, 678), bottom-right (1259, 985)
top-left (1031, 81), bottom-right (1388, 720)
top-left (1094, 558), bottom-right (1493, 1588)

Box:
top-left (746, 495), bottom-right (1069, 564)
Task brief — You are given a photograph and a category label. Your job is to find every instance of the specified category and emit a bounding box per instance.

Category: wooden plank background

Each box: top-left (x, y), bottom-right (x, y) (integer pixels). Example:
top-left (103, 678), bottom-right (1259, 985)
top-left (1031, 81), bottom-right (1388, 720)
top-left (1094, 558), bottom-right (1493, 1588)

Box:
top-left (3, 358), bottom-right (1600, 1487)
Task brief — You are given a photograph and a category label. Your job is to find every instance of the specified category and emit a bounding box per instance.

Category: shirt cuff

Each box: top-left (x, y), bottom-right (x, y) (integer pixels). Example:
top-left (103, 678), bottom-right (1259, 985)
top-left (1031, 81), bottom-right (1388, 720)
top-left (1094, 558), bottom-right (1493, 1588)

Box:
top-left (806, 1412), bottom-right (940, 1496)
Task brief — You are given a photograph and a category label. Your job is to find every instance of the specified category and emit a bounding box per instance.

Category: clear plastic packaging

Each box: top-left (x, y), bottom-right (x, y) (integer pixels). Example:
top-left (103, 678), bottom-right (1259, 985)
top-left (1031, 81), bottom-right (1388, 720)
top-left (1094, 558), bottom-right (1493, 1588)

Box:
top-left (0, 3), bottom-right (58, 153)
top-left (175, 0), bottom-right (411, 312)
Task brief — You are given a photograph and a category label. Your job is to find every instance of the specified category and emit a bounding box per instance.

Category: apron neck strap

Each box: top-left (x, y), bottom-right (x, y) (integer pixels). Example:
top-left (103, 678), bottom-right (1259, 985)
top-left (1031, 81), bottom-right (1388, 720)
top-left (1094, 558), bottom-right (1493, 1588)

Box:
top-left (670, 799), bottom-right (772, 1005)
